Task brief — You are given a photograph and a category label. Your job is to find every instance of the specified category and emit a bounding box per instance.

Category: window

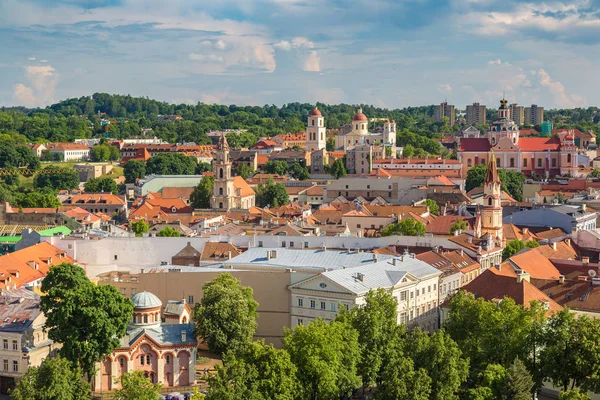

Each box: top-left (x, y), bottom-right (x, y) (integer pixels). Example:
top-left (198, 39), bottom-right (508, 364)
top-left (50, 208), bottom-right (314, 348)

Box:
top-left (144, 315), bottom-right (148, 323)
top-left (415, 289), bottom-right (419, 296)
top-left (297, 319), bottom-right (303, 325)
top-left (166, 355), bottom-right (171, 364)
top-left (510, 158), bottom-right (515, 167)
top-left (567, 154), bottom-right (572, 163)
top-left (140, 355), bottom-right (145, 365)
top-left (290, 241), bottom-right (294, 248)
top-left (410, 291), bottom-right (414, 299)
top-left (119, 357), bottom-right (125, 367)
top-left (298, 298), bottom-right (304, 307)
top-left (523, 158), bottom-right (528, 167)
top-left (537, 158), bottom-right (542, 167)
top-left (330, 303), bottom-right (336, 312)
top-left (146, 355), bottom-right (150, 365)
top-left (357, 224), bottom-right (361, 229)
top-left (467, 159), bottom-right (472, 167)
top-left (428, 285), bottom-right (431, 293)
top-left (188, 295), bottom-right (194, 304)
top-left (496, 158), bottom-right (500, 167)
top-left (281, 241), bottom-right (286, 248)
top-left (12, 361), bottom-right (17, 372)
top-left (552, 158), bottom-right (557, 167)
top-left (320, 302), bottom-right (326, 310)
top-left (12, 340), bottom-right (17, 351)
top-left (400, 291), bottom-right (407, 301)
top-left (3, 360), bottom-right (7, 371)
top-left (114, 255), bottom-right (118, 260)
top-left (304, 242), bottom-right (309, 248)
top-left (410, 310), bottom-right (414, 320)
top-left (258, 241), bottom-right (263, 247)
top-left (2, 340), bottom-right (7, 350)
top-left (433, 284), bottom-right (437, 291)
top-left (310, 300), bottom-right (316, 309)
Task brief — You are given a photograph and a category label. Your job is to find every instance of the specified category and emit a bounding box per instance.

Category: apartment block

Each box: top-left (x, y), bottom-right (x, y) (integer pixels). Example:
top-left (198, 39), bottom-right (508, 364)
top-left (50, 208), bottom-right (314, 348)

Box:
top-left (509, 103), bottom-right (524, 125)
top-left (434, 102), bottom-right (455, 126)
top-left (465, 103), bottom-right (486, 126)
top-left (524, 105), bottom-right (544, 126)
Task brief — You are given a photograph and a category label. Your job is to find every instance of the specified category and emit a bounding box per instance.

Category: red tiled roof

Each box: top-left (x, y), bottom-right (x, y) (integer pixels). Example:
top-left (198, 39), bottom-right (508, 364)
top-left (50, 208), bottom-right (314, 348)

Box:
top-left (459, 138), bottom-right (491, 152)
top-left (518, 137), bottom-right (561, 151)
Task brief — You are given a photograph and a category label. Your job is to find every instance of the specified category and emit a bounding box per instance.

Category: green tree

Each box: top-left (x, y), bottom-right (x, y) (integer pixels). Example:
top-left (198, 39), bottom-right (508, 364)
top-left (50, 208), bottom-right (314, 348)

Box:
top-left (290, 162), bottom-right (310, 180)
top-left (89, 144), bottom-right (119, 162)
top-left (503, 359), bottom-right (534, 400)
top-left (559, 389), bottom-right (591, 400)
top-left (83, 177), bottom-right (118, 194)
top-left (589, 169), bottom-right (600, 179)
top-left (264, 160), bottom-right (289, 175)
top-left (329, 158), bottom-right (347, 179)
top-left (381, 219), bottom-right (426, 237)
top-left (425, 199), bottom-right (440, 216)
top-left (40, 263), bottom-right (134, 382)
top-left (13, 191), bottom-right (61, 208)
top-left (233, 164), bottom-right (254, 180)
top-left (466, 164), bottom-right (487, 192)
top-left (10, 356), bottom-right (90, 400)
top-left (402, 144), bottom-right (415, 158)
top-left (193, 273), bottom-right (258, 355)
top-left (465, 164), bottom-right (526, 201)
top-left (190, 175), bottom-right (214, 209)
top-left (450, 219), bottom-right (468, 235)
top-left (207, 341), bottom-right (300, 400)
top-left (405, 328), bottom-right (469, 400)
top-left (34, 167), bottom-right (80, 191)
top-left (131, 219), bottom-right (149, 237)
top-left (502, 239), bottom-right (539, 260)
top-left (256, 178), bottom-right (288, 208)
top-left (284, 318), bottom-right (361, 400)
top-left (375, 354), bottom-right (431, 400)
top-left (113, 370), bottom-right (161, 400)
top-left (145, 153), bottom-right (197, 175)
top-left (195, 162), bottom-right (213, 174)
top-left (326, 137), bottom-right (335, 151)
top-left (541, 309), bottom-right (600, 392)
top-left (157, 227), bottom-right (181, 237)
top-left (123, 159), bottom-right (146, 183)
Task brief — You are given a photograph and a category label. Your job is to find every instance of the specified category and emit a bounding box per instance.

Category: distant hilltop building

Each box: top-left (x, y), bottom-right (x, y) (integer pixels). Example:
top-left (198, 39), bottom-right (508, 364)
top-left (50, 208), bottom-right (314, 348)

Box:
top-left (508, 103), bottom-right (524, 125)
top-left (524, 104), bottom-right (544, 126)
top-left (466, 103), bottom-right (487, 126)
top-left (434, 102), bottom-right (455, 126)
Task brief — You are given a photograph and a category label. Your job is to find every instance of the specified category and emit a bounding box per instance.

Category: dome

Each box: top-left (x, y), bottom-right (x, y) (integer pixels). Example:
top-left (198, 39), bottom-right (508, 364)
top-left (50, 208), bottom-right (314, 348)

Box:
top-left (132, 291), bottom-right (162, 309)
top-left (310, 107), bottom-right (322, 116)
top-left (565, 134), bottom-right (574, 140)
top-left (353, 109), bottom-right (368, 121)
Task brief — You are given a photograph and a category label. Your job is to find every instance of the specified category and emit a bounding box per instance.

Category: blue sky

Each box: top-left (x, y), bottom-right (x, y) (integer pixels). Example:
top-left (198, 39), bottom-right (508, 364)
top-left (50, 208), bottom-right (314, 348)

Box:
top-left (1, 0), bottom-right (599, 109)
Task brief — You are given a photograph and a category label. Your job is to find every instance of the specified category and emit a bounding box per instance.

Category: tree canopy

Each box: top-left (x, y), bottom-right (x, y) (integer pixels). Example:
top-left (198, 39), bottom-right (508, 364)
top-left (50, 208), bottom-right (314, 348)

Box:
top-left (40, 263), bottom-right (134, 381)
top-left (113, 370), bottom-right (161, 400)
top-left (256, 178), bottom-right (288, 208)
top-left (465, 164), bottom-right (526, 201)
top-left (123, 159), bottom-right (146, 184)
top-left (190, 175), bottom-right (214, 209)
top-left (502, 239), bottom-right (539, 260)
top-left (194, 273), bottom-right (259, 355)
top-left (157, 227), bottom-right (181, 237)
top-left (83, 176), bottom-right (118, 194)
top-left (34, 167), bottom-right (80, 191)
top-left (131, 219), bottom-right (149, 236)
top-left (381, 218), bottom-right (426, 236)
top-left (450, 219), bottom-right (468, 235)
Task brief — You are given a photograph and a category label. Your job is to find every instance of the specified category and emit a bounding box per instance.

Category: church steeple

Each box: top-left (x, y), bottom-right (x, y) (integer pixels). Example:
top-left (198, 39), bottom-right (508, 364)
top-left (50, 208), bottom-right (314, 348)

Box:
top-left (481, 152), bottom-right (503, 242)
top-left (211, 133), bottom-right (235, 210)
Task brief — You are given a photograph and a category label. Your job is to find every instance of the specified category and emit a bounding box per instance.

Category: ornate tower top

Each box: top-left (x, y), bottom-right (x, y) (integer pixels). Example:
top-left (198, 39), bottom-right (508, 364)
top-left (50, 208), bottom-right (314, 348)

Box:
top-left (485, 152), bottom-right (501, 184)
top-left (217, 132), bottom-right (229, 151)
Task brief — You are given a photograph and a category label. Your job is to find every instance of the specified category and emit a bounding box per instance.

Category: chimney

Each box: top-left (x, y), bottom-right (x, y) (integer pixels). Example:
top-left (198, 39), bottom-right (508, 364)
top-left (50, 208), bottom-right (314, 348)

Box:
top-left (181, 330), bottom-right (187, 343)
top-left (523, 228), bottom-right (529, 235)
top-left (516, 271), bottom-right (530, 283)
top-left (495, 263), bottom-right (501, 272)
top-left (565, 238), bottom-right (571, 246)
top-left (582, 256), bottom-right (590, 265)
top-left (322, 244), bottom-right (327, 251)
top-left (558, 275), bottom-right (565, 284)
top-left (267, 251), bottom-right (271, 260)
top-left (372, 253), bottom-right (378, 262)
top-left (228, 251), bottom-right (232, 260)
top-left (552, 242), bottom-right (557, 251)
top-left (460, 249), bottom-right (464, 257)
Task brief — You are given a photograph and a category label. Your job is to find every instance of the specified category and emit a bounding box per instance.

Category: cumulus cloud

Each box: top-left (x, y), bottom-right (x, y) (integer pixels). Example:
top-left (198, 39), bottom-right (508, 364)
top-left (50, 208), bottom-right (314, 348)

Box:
top-left (488, 58), bottom-right (512, 66)
top-left (437, 83), bottom-right (453, 93)
top-left (291, 37), bottom-right (314, 48)
top-left (13, 65), bottom-right (59, 107)
top-left (303, 51), bottom-right (320, 72)
top-left (188, 53), bottom-right (225, 63)
top-left (27, 57), bottom-right (35, 61)
top-left (535, 68), bottom-right (584, 108)
top-left (188, 37), bottom-right (276, 73)
top-left (274, 40), bottom-right (292, 51)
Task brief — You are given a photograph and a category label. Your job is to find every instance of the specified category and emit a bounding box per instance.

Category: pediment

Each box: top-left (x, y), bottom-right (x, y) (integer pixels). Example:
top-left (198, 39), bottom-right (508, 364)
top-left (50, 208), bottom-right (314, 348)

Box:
top-left (289, 274), bottom-right (354, 295)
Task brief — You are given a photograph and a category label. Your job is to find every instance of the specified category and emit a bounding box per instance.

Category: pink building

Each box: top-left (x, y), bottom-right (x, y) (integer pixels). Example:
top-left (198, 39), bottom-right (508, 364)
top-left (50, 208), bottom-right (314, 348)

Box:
top-left (458, 99), bottom-right (578, 178)
top-left (95, 292), bottom-right (196, 391)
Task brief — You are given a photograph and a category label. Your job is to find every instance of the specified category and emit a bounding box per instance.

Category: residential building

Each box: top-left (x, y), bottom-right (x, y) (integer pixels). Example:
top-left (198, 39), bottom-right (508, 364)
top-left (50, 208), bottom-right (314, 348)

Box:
top-left (0, 289), bottom-right (57, 394)
top-left (458, 99), bottom-right (578, 177)
top-left (508, 103), bottom-right (524, 125)
top-left (45, 143), bottom-right (90, 161)
top-left (268, 150), bottom-right (311, 168)
top-left (503, 205), bottom-right (597, 233)
top-left (211, 134), bottom-right (255, 210)
top-left (62, 193), bottom-right (127, 215)
top-left (230, 150), bottom-right (258, 171)
top-left (26, 144), bottom-right (46, 158)
top-left (459, 125), bottom-right (481, 138)
top-left (273, 133), bottom-right (306, 150)
top-left (434, 102), bottom-right (455, 126)
top-left (465, 103), bottom-right (486, 126)
top-left (73, 164), bottom-right (114, 182)
top-left (94, 292), bottom-right (196, 391)
top-left (371, 158), bottom-right (463, 179)
top-left (346, 144), bottom-right (372, 175)
top-left (323, 176), bottom-right (430, 205)
top-left (288, 254), bottom-right (442, 331)
top-left (524, 104), bottom-right (544, 126)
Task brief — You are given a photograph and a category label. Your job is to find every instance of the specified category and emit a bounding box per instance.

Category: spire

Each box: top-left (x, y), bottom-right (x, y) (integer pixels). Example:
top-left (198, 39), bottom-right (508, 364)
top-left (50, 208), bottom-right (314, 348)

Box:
top-left (485, 151), bottom-right (501, 184)
top-left (218, 132), bottom-right (229, 151)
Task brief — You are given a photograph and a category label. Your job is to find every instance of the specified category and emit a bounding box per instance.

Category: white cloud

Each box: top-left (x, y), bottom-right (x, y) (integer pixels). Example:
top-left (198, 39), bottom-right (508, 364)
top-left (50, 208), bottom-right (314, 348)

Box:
top-left (187, 36), bottom-right (276, 73)
top-left (274, 40), bottom-right (292, 51)
top-left (28, 57), bottom-right (35, 61)
top-left (291, 37), bottom-right (314, 48)
top-left (535, 68), bottom-right (584, 108)
top-left (215, 40), bottom-right (226, 50)
top-left (40, 59), bottom-right (48, 63)
top-left (188, 53), bottom-right (225, 63)
top-left (437, 83), bottom-right (453, 93)
top-left (303, 51), bottom-right (320, 72)
top-left (13, 65), bottom-right (59, 107)
top-left (488, 58), bottom-right (512, 66)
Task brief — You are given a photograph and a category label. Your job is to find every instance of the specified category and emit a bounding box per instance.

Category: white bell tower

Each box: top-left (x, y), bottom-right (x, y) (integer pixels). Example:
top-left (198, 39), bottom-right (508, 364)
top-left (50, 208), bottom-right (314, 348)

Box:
top-left (306, 107), bottom-right (326, 151)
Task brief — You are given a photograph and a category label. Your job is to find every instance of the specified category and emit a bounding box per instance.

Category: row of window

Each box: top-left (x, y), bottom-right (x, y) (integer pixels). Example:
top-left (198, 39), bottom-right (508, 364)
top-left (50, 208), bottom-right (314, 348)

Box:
top-left (2, 339), bottom-right (18, 351)
top-left (398, 284), bottom-right (437, 302)
top-left (257, 241), bottom-right (309, 248)
top-left (297, 298), bottom-right (340, 312)
top-left (467, 157), bottom-right (564, 168)
top-left (2, 359), bottom-right (18, 372)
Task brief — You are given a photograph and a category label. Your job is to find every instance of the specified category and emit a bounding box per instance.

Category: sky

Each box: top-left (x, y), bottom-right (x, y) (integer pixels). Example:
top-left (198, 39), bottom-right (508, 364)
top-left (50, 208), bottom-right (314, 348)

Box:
top-left (1, 0), bottom-right (599, 109)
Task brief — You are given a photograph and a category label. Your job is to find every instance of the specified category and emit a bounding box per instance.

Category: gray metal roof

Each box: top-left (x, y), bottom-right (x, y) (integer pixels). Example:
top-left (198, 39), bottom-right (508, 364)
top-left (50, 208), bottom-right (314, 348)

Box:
top-left (225, 247), bottom-right (395, 272)
top-left (132, 291), bottom-right (162, 309)
top-left (164, 300), bottom-right (185, 316)
top-left (321, 256), bottom-right (442, 295)
top-left (122, 323), bottom-right (197, 347)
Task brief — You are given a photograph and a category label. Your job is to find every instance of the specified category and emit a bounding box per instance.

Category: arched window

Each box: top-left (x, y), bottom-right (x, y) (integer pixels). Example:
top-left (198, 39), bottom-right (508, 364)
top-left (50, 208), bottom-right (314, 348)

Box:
top-left (488, 198), bottom-right (492, 206)
top-left (119, 357), bottom-right (125, 367)
top-left (140, 355), bottom-right (145, 365)
top-left (219, 188), bottom-right (223, 195)
top-left (312, 119), bottom-right (315, 126)
top-left (143, 315), bottom-right (148, 323)
top-left (355, 124), bottom-right (358, 130)
top-left (361, 124), bottom-right (365, 129)
top-left (220, 168), bottom-right (224, 179)
top-left (219, 202), bottom-right (223, 208)
top-left (567, 154), bottom-right (572, 163)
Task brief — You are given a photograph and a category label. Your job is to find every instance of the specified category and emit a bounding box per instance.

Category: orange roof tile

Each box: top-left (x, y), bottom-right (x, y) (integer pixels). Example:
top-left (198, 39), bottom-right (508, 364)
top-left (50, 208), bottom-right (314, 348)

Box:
top-left (508, 248), bottom-right (562, 280)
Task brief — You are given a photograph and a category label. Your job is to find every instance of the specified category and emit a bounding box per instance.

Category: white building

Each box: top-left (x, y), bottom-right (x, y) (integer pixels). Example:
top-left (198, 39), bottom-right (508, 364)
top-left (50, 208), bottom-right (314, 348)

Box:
top-left (46, 143), bottom-right (90, 161)
top-left (334, 109), bottom-right (397, 154)
top-left (288, 253), bottom-right (442, 332)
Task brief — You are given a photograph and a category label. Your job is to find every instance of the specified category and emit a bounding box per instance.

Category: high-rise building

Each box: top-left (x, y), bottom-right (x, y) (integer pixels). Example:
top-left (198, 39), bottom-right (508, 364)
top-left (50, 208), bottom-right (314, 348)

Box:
top-left (541, 121), bottom-right (553, 137)
top-left (508, 103), bottom-right (524, 125)
top-left (466, 103), bottom-right (487, 126)
top-left (524, 104), bottom-right (544, 126)
top-left (434, 102), bottom-right (455, 126)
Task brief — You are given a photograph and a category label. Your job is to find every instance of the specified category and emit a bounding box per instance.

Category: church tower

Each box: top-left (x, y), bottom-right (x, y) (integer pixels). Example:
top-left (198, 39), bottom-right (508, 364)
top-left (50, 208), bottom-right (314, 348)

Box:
top-left (481, 153), bottom-right (503, 242)
top-left (211, 133), bottom-right (235, 210)
top-left (559, 131), bottom-right (577, 176)
top-left (306, 107), bottom-right (326, 151)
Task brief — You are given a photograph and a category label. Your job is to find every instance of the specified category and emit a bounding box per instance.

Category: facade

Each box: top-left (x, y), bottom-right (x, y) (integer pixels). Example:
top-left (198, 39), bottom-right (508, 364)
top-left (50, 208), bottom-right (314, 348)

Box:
top-left (434, 102), bottom-right (455, 126)
top-left (334, 109), bottom-right (397, 156)
top-left (46, 143), bottom-right (90, 161)
top-left (95, 292), bottom-right (196, 391)
top-left (346, 144), bottom-right (373, 175)
top-left (524, 105), bottom-right (544, 126)
top-left (508, 103), bottom-right (524, 125)
top-left (62, 193), bottom-right (127, 215)
top-left (288, 255), bottom-right (442, 331)
top-left (465, 103), bottom-right (486, 126)
top-left (323, 176), bottom-right (429, 205)
top-left (0, 289), bottom-right (56, 394)
top-left (458, 99), bottom-right (578, 178)
top-left (273, 133), bottom-right (306, 150)
top-left (210, 134), bottom-right (255, 210)
top-left (306, 107), bottom-right (327, 152)
top-left (481, 155), bottom-right (503, 242)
